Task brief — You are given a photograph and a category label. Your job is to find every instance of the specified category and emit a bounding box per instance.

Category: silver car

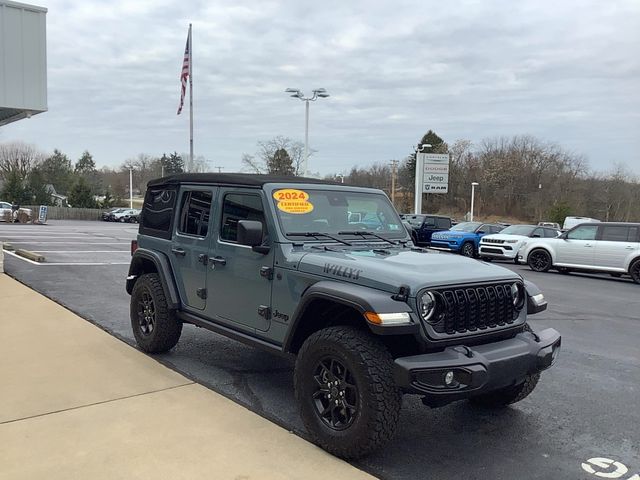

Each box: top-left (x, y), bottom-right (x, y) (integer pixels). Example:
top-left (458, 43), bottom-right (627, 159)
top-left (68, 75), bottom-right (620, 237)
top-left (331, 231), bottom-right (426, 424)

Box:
top-left (517, 222), bottom-right (640, 283)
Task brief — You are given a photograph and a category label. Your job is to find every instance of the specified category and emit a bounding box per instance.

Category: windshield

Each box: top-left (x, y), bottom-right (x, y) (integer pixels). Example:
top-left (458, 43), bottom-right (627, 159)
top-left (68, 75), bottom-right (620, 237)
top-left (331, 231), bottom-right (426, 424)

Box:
top-left (272, 188), bottom-right (405, 239)
top-left (450, 222), bottom-right (482, 232)
top-left (500, 225), bottom-right (536, 236)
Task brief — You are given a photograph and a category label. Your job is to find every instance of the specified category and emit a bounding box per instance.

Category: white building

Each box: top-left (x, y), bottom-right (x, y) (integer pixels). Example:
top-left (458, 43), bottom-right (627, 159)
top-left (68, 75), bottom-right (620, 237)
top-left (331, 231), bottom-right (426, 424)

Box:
top-left (0, 1), bottom-right (48, 126)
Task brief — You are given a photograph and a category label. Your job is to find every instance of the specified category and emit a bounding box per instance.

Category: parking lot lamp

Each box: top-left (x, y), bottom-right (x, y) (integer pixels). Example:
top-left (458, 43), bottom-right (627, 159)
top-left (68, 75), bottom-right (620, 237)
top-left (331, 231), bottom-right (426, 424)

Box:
top-left (284, 88), bottom-right (330, 177)
top-left (470, 182), bottom-right (479, 221)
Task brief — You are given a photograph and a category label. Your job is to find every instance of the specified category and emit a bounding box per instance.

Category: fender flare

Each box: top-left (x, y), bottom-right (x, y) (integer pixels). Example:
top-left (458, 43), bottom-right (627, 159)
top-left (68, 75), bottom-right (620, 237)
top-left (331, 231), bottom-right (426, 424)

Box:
top-left (523, 279), bottom-right (547, 315)
top-left (126, 248), bottom-right (181, 309)
top-left (283, 280), bottom-right (416, 353)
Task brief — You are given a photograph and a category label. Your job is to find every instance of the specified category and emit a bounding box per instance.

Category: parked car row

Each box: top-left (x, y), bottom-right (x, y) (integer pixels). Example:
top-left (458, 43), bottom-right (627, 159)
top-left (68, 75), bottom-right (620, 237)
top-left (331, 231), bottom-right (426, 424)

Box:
top-left (101, 208), bottom-right (141, 223)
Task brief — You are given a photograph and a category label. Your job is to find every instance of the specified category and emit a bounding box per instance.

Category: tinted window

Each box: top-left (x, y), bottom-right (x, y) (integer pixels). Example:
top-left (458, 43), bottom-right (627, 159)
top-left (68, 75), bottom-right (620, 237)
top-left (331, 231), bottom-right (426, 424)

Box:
top-left (221, 193), bottom-right (266, 243)
top-left (423, 216), bottom-right (436, 227)
top-left (178, 190), bottom-right (212, 237)
top-left (435, 218), bottom-right (450, 229)
top-left (543, 228), bottom-right (560, 238)
top-left (404, 215), bottom-right (424, 226)
top-left (491, 225), bottom-right (504, 234)
top-left (531, 228), bottom-right (544, 238)
top-left (501, 225), bottom-right (536, 236)
top-left (140, 186), bottom-right (177, 239)
top-left (601, 225), bottom-right (636, 242)
top-left (567, 225), bottom-right (598, 240)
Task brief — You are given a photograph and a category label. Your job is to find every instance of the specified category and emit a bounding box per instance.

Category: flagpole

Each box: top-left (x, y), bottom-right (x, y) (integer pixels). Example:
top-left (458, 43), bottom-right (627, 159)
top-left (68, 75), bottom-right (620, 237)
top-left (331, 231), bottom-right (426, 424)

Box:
top-left (188, 23), bottom-right (193, 168)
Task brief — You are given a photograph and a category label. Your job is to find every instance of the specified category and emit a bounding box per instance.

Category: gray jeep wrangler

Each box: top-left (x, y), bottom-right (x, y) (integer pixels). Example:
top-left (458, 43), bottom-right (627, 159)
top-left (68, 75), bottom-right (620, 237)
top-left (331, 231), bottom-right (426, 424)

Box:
top-left (126, 173), bottom-right (561, 459)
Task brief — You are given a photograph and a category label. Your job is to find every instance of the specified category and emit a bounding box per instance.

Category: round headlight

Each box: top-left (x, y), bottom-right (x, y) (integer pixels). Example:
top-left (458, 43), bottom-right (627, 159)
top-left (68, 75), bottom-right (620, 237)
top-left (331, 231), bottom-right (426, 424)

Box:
top-left (418, 291), bottom-right (436, 321)
top-left (511, 282), bottom-right (525, 309)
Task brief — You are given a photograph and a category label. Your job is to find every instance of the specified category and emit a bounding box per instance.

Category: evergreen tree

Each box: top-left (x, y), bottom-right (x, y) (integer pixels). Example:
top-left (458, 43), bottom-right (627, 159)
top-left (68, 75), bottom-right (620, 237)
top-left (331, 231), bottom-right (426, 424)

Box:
top-left (1, 170), bottom-right (29, 204)
top-left (68, 177), bottom-right (96, 208)
top-left (40, 149), bottom-right (73, 194)
top-left (101, 189), bottom-right (114, 208)
top-left (75, 150), bottom-right (96, 174)
top-left (267, 148), bottom-right (294, 175)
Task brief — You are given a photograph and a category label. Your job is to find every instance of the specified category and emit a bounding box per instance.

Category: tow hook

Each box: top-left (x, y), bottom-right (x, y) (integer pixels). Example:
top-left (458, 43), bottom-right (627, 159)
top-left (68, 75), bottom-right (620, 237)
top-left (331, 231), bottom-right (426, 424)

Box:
top-left (453, 345), bottom-right (474, 358)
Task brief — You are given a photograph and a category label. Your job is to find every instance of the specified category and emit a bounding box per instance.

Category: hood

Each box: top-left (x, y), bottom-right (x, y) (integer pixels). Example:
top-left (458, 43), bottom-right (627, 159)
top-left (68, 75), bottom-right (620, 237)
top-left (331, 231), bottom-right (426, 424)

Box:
top-left (297, 247), bottom-right (520, 295)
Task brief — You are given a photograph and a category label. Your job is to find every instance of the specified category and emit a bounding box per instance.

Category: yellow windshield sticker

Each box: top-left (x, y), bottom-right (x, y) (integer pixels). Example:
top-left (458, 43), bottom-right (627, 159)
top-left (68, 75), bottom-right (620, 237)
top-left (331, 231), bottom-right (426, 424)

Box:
top-left (273, 189), bottom-right (314, 214)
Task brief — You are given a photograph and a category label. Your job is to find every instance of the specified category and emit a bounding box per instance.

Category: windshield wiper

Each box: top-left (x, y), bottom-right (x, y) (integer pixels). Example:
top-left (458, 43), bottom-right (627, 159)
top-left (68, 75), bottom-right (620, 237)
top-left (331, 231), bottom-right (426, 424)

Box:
top-left (338, 230), bottom-right (400, 245)
top-left (286, 232), bottom-right (353, 246)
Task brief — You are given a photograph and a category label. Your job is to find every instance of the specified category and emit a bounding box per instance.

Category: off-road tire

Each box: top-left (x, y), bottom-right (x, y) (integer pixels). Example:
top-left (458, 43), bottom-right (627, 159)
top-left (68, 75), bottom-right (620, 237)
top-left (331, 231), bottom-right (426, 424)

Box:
top-left (630, 259), bottom-right (640, 284)
top-left (469, 324), bottom-right (540, 407)
top-left (130, 273), bottom-right (182, 353)
top-left (461, 242), bottom-right (475, 258)
top-left (294, 326), bottom-right (402, 459)
top-left (528, 248), bottom-right (552, 272)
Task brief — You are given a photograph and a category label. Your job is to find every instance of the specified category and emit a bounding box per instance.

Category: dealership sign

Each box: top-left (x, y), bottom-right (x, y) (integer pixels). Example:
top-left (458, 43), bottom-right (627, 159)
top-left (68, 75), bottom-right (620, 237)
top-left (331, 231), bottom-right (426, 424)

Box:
top-left (418, 153), bottom-right (450, 194)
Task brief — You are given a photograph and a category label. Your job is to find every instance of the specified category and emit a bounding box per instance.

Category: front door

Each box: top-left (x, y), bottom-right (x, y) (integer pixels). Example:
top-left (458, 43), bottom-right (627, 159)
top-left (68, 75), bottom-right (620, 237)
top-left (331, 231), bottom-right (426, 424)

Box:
top-left (169, 187), bottom-right (217, 310)
top-left (205, 189), bottom-right (274, 332)
top-left (555, 224), bottom-right (598, 266)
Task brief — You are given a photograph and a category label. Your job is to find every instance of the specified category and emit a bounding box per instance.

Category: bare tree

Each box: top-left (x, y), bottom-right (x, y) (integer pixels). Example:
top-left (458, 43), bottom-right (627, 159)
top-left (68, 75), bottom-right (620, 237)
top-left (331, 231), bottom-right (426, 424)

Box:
top-left (241, 136), bottom-right (307, 175)
top-left (0, 141), bottom-right (45, 180)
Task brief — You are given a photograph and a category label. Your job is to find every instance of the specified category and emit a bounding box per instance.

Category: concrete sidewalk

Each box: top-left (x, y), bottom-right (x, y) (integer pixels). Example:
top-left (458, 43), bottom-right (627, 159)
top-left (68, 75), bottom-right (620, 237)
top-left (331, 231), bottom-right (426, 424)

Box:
top-left (0, 274), bottom-right (376, 480)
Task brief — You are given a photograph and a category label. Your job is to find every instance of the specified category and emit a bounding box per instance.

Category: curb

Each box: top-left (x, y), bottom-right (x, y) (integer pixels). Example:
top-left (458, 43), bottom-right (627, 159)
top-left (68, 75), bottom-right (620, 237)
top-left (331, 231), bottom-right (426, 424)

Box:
top-left (15, 249), bottom-right (45, 262)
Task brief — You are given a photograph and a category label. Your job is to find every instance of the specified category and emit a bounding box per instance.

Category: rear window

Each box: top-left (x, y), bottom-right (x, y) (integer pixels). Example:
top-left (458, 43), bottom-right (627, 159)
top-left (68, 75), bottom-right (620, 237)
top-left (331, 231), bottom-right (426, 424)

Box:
top-left (435, 217), bottom-right (450, 229)
top-left (140, 186), bottom-right (177, 239)
top-left (601, 225), bottom-right (638, 242)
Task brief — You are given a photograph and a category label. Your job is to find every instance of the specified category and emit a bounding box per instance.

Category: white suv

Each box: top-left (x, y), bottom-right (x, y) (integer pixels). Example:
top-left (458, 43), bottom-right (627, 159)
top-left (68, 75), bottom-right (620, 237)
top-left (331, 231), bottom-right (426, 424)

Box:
top-left (479, 224), bottom-right (561, 263)
top-left (517, 222), bottom-right (640, 283)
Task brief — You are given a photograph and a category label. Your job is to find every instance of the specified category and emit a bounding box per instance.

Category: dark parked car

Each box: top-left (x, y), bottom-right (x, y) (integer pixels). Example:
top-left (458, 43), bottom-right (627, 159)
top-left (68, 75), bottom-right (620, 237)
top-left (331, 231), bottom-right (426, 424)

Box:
top-left (402, 214), bottom-right (452, 246)
top-left (126, 173), bottom-right (559, 459)
top-left (102, 207), bottom-right (126, 221)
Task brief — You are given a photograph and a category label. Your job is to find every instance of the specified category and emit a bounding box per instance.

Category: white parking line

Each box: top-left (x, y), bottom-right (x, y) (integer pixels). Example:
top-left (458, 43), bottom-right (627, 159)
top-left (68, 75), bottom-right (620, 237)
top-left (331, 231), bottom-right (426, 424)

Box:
top-left (4, 242), bottom-right (128, 245)
top-left (32, 250), bottom-right (131, 253)
top-left (3, 250), bottom-right (130, 266)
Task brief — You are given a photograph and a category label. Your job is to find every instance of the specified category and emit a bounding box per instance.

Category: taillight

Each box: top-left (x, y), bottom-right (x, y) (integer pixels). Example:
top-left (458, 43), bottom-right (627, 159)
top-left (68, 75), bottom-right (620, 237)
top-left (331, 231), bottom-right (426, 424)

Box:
top-left (131, 240), bottom-right (138, 256)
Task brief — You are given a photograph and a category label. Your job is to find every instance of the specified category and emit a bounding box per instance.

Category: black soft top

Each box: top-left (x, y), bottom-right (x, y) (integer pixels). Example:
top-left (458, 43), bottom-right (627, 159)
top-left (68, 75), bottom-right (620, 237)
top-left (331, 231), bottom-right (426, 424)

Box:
top-left (147, 173), bottom-right (341, 188)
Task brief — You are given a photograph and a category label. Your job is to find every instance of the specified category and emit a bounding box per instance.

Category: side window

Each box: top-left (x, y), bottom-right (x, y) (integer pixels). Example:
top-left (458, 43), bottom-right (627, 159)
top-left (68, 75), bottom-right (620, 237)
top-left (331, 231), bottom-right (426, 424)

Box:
top-left (531, 228), bottom-right (544, 238)
top-left (423, 217), bottom-right (436, 227)
top-left (178, 190), bottom-right (212, 237)
top-left (477, 224), bottom-right (489, 233)
top-left (220, 193), bottom-right (267, 243)
top-left (436, 218), bottom-right (450, 229)
top-left (630, 226), bottom-right (639, 242)
top-left (600, 226), bottom-right (631, 242)
top-left (140, 186), bottom-right (177, 239)
top-left (544, 228), bottom-right (559, 238)
top-left (567, 225), bottom-right (598, 240)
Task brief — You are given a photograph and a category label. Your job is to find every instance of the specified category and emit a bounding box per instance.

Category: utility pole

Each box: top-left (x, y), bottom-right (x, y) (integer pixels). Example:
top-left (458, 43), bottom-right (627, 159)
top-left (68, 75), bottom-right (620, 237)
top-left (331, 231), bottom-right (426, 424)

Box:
top-left (214, 166), bottom-right (224, 173)
top-left (390, 160), bottom-right (399, 205)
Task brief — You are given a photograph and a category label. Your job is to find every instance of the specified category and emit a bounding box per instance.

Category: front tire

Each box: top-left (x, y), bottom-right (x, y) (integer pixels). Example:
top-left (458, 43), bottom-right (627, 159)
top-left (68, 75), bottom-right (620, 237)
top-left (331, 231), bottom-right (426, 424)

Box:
top-left (294, 326), bottom-right (402, 459)
top-left (469, 372), bottom-right (540, 407)
top-left (528, 249), bottom-right (552, 272)
top-left (130, 273), bottom-right (182, 353)
top-left (461, 242), bottom-right (475, 258)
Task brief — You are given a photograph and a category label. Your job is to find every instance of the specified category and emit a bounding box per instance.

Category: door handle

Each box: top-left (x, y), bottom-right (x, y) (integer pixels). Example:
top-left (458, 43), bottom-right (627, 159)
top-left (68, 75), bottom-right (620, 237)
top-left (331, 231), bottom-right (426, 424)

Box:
top-left (584, 244), bottom-right (593, 247)
top-left (171, 247), bottom-right (186, 256)
top-left (625, 246), bottom-right (635, 250)
top-left (208, 256), bottom-right (226, 266)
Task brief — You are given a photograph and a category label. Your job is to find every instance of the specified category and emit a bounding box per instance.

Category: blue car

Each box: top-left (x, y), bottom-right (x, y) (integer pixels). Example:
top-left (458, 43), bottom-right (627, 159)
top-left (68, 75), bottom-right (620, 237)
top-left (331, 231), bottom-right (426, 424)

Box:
top-left (430, 221), bottom-right (505, 257)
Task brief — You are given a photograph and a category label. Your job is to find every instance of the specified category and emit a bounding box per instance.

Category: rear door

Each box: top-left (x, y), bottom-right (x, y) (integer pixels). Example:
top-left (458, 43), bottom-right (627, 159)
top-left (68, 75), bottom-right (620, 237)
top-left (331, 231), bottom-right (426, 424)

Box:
top-left (555, 225), bottom-right (598, 266)
top-left (594, 225), bottom-right (639, 269)
top-left (169, 187), bottom-right (217, 311)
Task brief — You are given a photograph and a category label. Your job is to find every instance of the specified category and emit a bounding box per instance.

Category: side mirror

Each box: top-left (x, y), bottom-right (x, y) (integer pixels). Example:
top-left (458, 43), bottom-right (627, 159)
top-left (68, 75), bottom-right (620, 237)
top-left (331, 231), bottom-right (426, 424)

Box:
top-left (237, 220), bottom-right (263, 247)
top-left (532, 234), bottom-right (541, 238)
top-left (477, 230), bottom-right (485, 235)
top-left (559, 232), bottom-right (568, 240)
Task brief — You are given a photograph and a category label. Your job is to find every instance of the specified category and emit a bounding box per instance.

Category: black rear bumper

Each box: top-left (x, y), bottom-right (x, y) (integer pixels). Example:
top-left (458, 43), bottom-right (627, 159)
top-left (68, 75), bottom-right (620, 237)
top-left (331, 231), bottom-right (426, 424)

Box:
top-left (393, 328), bottom-right (561, 404)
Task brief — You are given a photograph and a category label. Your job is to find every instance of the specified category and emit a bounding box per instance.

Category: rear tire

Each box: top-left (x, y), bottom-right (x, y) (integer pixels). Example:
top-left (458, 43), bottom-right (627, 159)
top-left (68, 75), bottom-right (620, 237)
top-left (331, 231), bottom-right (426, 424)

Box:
top-left (294, 326), bottom-right (402, 459)
top-left (130, 273), bottom-right (182, 353)
top-left (461, 242), bottom-right (475, 258)
top-left (528, 249), bottom-right (552, 272)
top-left (630, 260), bottom-right (640, 284)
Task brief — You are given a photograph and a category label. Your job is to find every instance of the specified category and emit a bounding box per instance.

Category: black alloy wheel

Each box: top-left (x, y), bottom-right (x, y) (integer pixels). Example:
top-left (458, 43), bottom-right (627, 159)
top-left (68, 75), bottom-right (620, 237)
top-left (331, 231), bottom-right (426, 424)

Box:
top-left (136, 290), bottom-right (156, 336)
top-left (630, 260), bottom-right (640, 284)
top-left (528, 249), bottom-right (552, 272)
top-left (311, 357), bottom-right (359, 431)
top-left (461, 242), bottom-right (475, 258)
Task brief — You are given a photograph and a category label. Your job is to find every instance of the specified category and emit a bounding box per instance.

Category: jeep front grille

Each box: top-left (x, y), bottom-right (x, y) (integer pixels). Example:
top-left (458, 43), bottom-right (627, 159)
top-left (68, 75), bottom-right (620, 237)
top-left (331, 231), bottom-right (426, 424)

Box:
top-left (483, 238), bottom-right (505, 244)
top-left (428, 283), bottom-right (519, 335)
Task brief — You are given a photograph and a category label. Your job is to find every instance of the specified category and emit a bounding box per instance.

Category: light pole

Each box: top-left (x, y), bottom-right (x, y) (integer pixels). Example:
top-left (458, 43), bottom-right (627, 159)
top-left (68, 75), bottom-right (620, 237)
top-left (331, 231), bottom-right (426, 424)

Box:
top-left (129, 167), bottom-right (134, 209)
top-left (413, 143), bottom-right (433, 214)
top-left (285, 88), bottom-right (330, 177)
top-left (470, 182), bottom-right (479, 221)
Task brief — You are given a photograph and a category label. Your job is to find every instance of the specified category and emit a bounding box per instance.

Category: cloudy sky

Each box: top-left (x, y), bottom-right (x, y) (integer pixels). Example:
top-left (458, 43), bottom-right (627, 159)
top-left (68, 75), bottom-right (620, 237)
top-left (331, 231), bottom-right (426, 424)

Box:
top-left (2, 0), bottom-right (639, 175)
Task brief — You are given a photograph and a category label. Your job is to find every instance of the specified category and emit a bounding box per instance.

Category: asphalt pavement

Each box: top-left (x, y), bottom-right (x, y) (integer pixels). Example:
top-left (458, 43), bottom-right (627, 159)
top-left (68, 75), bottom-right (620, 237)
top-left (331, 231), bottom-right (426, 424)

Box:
top-left (1, 220), bottom-right (638, 480)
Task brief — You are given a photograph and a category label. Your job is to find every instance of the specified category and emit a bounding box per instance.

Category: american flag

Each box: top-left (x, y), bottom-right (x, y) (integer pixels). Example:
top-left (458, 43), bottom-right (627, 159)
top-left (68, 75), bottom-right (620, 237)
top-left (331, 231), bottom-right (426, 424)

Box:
top-left (177, 28), bottom-right (191, 115)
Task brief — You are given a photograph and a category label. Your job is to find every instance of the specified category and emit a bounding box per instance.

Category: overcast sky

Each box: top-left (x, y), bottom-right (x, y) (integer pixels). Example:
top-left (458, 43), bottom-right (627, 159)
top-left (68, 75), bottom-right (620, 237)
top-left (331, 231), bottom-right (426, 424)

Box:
top-left (2, 0), bottom-right (639, 175)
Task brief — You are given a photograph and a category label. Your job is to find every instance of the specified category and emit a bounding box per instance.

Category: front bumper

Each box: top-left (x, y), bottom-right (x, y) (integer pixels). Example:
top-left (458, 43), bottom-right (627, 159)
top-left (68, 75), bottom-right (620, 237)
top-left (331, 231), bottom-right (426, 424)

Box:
top-left (429, 240), bottom-right (461, 252)
top-left (478, 245), bottom-right (518, 259)
top-left (393, 327), bottom-right (560, 404)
